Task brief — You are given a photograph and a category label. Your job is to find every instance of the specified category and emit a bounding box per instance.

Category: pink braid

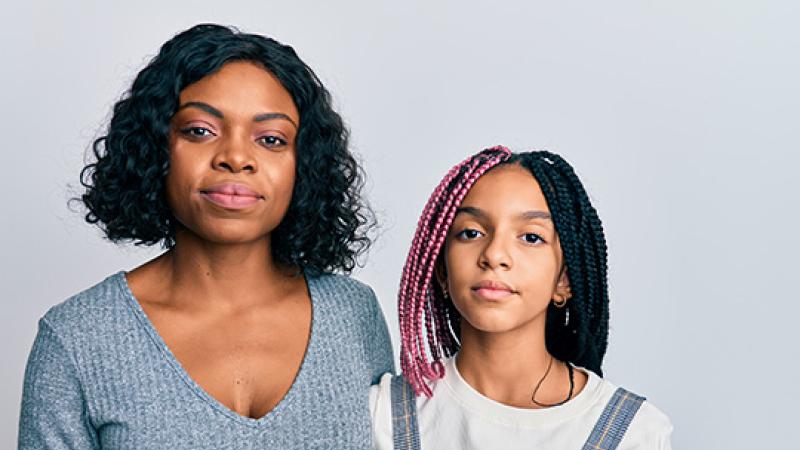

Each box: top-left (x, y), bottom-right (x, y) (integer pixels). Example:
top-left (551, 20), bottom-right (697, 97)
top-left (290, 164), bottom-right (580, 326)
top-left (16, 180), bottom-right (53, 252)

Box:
top-left (398, 146), bottom-right (512, 396)
top-left (405, 160), bottom-right (486, 385)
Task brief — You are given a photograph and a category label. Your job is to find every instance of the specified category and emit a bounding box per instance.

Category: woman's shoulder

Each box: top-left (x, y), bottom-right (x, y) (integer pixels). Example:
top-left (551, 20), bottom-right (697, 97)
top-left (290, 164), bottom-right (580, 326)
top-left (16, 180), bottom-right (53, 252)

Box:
top-left (40, 271), bottom-right (132, 338)
top-left (307, 271), bottom-right (376, 299)
top-left (307, 272), bottom-right (381, 315)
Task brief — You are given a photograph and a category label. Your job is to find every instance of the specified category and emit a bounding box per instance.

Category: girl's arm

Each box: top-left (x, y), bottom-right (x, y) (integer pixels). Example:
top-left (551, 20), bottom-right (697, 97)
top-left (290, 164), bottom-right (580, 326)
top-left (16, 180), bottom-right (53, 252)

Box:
top-left (18, 318), bottom-right (100, 449)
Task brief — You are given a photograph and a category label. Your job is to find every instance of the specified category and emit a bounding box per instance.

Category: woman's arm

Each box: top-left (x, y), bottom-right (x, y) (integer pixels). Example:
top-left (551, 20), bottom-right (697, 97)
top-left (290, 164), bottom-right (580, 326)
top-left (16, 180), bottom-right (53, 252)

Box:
top-left (364, 287), bottom-right (395, 384)
top-left (18, 318), bottom-right (100, 450)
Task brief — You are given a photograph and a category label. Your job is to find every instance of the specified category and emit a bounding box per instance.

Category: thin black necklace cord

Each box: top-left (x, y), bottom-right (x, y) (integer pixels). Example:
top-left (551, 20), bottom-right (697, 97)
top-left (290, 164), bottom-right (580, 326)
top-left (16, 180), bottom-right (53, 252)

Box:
top-left (531, 356), bottom-right (575, 408)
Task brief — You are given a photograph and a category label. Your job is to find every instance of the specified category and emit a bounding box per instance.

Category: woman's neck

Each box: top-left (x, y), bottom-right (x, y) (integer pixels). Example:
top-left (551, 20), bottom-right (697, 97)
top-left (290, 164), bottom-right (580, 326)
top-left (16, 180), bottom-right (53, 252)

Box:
top-left (130, 229), bottom-right (303, 310)
top-left (455, 321), bottom-right (585, 409)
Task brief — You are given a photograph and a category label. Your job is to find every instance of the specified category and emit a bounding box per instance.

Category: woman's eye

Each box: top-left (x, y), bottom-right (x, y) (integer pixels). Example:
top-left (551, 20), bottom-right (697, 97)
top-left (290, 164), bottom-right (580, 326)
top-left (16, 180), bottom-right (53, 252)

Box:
top-left (455, 229), bottom-right (483, 240)
top-left (521, 233), bottom-right (544, 245)
top-left (179, 127), bottom-right (215, 139)
top-left (258, 135), bottom-right (287, 148)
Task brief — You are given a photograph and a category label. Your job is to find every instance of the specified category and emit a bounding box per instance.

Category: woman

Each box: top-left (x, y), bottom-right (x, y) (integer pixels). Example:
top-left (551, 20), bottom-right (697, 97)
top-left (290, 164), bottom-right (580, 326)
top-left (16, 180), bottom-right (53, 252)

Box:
top-left (19, 24), bottom-right (393, 449)
top-left (370, 147), bottom-right (672, 449)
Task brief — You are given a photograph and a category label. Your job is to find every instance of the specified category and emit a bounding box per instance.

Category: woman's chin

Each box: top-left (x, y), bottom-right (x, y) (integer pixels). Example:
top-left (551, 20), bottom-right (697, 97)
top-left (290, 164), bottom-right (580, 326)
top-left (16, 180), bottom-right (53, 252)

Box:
top-left (176, 223), bottom-right (272, 247)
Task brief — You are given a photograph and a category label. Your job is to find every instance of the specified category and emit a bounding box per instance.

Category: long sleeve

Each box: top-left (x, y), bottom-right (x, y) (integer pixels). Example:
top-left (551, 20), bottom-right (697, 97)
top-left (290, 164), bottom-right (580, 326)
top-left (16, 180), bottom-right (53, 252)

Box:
top-left (18, 318), bottom-right (99, 450)
top-left (364, 287), bottom-right (395, 385)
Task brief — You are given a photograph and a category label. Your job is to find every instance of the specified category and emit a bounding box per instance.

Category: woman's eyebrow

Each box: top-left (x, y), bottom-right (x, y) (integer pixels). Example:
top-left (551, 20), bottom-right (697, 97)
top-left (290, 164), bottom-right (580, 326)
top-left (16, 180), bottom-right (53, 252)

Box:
top-left (175, 103), bottom-right (298, 129)
top-left (176, 101), bottom-right (223, 118)
top-left (254, 112), bottom-right (298, 129)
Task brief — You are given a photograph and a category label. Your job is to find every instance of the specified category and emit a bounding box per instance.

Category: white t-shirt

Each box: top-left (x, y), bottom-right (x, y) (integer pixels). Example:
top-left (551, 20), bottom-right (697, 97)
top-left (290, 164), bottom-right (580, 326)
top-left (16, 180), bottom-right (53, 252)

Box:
top-left (369, 357), bottom-right (672, 450)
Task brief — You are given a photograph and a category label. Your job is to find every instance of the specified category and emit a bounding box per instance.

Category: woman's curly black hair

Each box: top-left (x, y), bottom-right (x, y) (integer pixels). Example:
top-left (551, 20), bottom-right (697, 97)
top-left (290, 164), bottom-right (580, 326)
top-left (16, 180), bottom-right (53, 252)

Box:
top-left (80, 24), bottom-right (375, 274)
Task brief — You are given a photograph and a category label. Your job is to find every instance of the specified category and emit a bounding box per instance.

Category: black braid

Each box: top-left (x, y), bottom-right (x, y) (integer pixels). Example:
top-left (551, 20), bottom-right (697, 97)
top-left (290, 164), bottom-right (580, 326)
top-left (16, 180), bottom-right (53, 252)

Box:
top-left (506, 151), bottom-right (610, 376)
top-left (551, 155), bottom-right (610, 363)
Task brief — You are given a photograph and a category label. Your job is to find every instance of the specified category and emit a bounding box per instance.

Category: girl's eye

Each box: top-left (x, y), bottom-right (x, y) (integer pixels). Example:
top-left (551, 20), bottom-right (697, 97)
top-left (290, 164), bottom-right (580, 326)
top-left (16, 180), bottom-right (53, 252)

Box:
top-left (455, 229), bottom-right (483, 240)
top-left (178, 126), bottom-right (216, 140)
top-left (521, 233), bottom-right (545, 245)
top-left (258, 135), bottom-right (287, 148)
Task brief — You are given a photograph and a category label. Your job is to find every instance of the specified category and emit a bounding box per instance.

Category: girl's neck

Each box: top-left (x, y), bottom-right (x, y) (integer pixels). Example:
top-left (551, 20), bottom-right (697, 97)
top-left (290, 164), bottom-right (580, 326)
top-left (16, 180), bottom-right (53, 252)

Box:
top-left (455, 321), bottom-right (586, 409)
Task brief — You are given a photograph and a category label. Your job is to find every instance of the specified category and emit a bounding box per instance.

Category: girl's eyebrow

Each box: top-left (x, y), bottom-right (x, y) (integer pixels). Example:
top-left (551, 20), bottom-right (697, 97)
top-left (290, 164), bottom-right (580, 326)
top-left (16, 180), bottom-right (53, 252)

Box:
top-left (521, 210), bottom-right (552, 220)
top-left (455, 206), bottom-right (551, 221)
top-left (455, 206), bottom-right (486, 219)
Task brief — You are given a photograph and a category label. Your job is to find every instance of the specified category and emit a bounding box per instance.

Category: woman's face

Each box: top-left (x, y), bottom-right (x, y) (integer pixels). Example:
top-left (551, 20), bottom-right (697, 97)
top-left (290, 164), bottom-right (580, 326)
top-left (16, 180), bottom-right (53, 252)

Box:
top-left (166, 61), bottom-right (300, 246)
top-left (442, 164), bottom-right (571, 335)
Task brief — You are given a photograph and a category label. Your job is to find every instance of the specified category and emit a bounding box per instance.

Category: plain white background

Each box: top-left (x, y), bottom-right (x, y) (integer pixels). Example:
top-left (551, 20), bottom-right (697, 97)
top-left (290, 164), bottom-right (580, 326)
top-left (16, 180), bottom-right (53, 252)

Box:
top-left (2, 1), bottom-right (798, 448)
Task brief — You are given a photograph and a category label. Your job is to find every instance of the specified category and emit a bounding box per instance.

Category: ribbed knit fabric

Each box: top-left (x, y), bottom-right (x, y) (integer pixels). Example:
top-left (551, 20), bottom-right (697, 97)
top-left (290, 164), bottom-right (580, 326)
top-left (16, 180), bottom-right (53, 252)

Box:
top-left (18, 271), bottom-right (395, 449)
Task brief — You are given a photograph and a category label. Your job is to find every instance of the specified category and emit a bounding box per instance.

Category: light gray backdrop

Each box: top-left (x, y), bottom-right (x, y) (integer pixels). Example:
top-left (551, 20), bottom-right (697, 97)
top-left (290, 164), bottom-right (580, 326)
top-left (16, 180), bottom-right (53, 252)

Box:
top-left (1, 1), bottom-right (797, 448)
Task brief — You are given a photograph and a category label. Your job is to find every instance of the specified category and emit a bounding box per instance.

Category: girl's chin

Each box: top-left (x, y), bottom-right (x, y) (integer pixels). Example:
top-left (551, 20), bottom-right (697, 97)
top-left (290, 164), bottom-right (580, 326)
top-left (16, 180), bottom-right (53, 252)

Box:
top-left (460, 310), bottom-right (546, 336)
top-left (462, 317), bottom-right (526, 335)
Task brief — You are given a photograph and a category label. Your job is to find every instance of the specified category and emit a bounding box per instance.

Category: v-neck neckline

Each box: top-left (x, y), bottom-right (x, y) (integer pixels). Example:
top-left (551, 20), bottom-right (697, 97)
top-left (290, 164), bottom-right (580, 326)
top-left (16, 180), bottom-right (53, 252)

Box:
top-left (114, 271), bottom-right (318, 428)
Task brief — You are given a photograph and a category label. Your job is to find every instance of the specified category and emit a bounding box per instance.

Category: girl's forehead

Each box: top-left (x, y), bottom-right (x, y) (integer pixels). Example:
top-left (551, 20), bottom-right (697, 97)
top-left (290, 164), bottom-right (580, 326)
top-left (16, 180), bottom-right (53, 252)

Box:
top-left (460, 164), bottom-right (549, 213)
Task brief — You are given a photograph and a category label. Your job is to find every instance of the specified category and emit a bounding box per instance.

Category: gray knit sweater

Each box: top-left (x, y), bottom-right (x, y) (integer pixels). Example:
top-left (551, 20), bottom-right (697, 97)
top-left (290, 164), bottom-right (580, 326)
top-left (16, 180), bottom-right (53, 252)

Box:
top-left (18, 272), bottom-right (394, 449)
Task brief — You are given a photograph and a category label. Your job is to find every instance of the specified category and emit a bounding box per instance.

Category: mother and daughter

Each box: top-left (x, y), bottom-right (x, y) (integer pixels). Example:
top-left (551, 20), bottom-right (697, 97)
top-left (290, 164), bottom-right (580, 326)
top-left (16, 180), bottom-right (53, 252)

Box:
top-left (18, 24), bottom-right (672, 449)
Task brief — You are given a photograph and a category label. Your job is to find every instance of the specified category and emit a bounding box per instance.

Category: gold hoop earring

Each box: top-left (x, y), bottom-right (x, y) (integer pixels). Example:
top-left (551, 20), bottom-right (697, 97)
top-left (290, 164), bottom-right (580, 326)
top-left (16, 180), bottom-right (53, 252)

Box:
top-left (552, 297), bottom-right (567, 308)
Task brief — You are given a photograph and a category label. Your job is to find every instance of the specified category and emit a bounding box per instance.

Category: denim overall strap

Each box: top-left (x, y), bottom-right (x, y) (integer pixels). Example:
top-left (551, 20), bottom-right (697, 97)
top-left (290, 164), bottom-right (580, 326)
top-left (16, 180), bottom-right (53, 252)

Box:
top-left (390, 375), bottom-right (421, 450)
top-left (581, 387), bottom-right (645, 450)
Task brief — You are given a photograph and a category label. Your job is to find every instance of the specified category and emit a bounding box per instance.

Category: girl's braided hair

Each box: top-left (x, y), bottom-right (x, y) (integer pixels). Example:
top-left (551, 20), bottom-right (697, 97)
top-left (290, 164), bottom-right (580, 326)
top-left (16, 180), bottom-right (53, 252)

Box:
top-left (398, 147), bottom-right (609, 396)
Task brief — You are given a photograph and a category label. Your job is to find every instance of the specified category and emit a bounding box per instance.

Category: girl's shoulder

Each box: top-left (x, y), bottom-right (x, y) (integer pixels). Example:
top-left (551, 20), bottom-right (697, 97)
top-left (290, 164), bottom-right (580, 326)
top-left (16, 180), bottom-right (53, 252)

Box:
top-left (369, 366), bottom-right (673, 450)
top-left (593, 376), bottom-right (673, 447)
top-left (368, 372), bottom-right (400, 450)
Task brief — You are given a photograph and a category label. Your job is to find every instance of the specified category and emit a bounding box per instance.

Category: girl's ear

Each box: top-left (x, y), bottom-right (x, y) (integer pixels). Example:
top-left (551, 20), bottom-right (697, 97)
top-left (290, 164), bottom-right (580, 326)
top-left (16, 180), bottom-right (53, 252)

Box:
top-left (554, 267), bottom-right (572, 303)
top-left (435, 258), bottom-right (448, 294)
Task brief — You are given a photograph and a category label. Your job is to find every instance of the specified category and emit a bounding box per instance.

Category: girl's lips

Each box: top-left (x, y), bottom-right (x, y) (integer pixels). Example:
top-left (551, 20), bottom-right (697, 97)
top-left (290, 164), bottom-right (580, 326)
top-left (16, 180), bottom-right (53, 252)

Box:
top-left (200, 191), bottom-right (261, 209)
top-left (471, 280), bottom-right (516, 301)
top-left (473, 287), bottom-right (514, 301)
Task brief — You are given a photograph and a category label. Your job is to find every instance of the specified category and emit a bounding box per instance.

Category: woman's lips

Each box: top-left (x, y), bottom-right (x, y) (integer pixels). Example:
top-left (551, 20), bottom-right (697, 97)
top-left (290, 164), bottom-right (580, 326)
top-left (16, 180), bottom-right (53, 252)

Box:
top-left (201, 192), bottom-right (261, 209)
top-left (199, 183), bottom-right (263, 210)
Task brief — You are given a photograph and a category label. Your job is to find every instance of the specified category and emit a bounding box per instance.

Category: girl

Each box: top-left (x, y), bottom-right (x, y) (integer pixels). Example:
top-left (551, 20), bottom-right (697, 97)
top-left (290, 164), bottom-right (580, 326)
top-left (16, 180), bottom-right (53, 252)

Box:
top-left (19, 24), bottom-right (393, 449)
top-left (370, 147), bottom-right (672, 449)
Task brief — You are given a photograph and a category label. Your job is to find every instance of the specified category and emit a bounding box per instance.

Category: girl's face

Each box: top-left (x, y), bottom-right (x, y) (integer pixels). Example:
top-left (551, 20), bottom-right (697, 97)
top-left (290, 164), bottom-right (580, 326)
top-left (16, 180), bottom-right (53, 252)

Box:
top-left (166, 61), bottom-right (300, 246)
top-left (442, 164), bottom-right (571, 335)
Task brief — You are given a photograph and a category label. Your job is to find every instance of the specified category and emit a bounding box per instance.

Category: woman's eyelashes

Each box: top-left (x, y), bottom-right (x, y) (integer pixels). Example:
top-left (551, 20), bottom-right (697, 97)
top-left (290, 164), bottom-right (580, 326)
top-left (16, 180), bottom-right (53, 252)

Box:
top-left (176, 124), bottom-right (289, 149)
top-left (257, 134), bottom-right (288, 149)
top-left (178, 125), bottom-right (216, 140)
